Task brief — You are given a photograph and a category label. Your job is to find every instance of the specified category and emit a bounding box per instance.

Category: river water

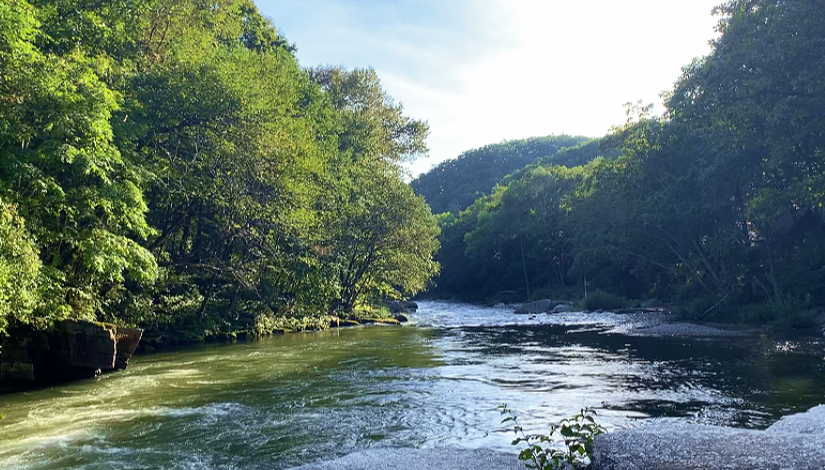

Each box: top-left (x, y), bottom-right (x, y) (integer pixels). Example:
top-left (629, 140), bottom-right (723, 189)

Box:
top-left (1, 301), bottom-right (824, 469)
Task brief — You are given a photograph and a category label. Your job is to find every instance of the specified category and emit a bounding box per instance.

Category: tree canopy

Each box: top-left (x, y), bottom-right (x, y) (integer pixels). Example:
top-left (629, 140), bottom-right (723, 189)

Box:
top-left (0, 0), bottom-right (440, 340)
top-left (411, 135), bottom-right (594, 215)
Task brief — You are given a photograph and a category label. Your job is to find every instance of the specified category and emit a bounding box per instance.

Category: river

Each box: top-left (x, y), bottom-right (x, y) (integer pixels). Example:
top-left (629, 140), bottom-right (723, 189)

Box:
top-left (1, 301), bottom-right (824, 469)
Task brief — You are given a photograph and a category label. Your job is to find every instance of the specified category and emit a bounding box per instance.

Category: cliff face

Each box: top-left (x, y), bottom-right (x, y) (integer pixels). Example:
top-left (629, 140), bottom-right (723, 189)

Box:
top-left (0, 320), bottom-right (142, 386)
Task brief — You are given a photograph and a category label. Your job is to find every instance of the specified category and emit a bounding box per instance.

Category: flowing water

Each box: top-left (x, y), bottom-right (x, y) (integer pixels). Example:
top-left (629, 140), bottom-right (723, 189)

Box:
top-left (1, 301), bottom-right (824, 469)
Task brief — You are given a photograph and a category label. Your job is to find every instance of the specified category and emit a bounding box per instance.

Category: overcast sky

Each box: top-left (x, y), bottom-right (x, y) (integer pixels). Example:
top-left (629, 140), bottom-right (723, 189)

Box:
top-left (257, 0), bottom-right (722, 175)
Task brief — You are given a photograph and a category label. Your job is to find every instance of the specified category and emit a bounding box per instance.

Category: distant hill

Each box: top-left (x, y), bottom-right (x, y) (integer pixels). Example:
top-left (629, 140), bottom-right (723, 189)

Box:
top-left (411, 135), bottom-right (593, 214)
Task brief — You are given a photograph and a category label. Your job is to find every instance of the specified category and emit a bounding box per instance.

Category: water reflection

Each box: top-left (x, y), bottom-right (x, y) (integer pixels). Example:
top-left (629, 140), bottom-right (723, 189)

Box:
top-left (0, 301), bottom-right (823, 470)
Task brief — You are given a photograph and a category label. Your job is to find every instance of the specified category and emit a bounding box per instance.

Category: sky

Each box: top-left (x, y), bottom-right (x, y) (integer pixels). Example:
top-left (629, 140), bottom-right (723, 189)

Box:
top-left (258, 0), bottom-right (723, 176)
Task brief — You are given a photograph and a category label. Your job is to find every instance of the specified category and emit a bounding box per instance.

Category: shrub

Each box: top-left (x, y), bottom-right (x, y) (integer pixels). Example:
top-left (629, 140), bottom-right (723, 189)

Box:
top-left (579, 291), bottom-right (629, 311)
top-left (500, 405), bottom-right (607, 470)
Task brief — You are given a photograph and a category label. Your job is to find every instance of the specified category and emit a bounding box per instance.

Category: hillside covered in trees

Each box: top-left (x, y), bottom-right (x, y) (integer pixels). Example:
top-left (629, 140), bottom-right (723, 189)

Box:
top-left (432, 0), bottom-right (825, 325)
top-left (0, 0), bottom-right (440, 345)
top-left (411, 135), bottom-right (593, 215)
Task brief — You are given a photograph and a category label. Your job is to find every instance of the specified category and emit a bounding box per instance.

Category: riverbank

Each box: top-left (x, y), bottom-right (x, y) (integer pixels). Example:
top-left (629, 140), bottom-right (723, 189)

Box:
top-left (0, 302), bottom-right (415, 391)
top-left (508, 295), bottom-right (825, 337)
top-left (136, 301), bottom-right (416, 352)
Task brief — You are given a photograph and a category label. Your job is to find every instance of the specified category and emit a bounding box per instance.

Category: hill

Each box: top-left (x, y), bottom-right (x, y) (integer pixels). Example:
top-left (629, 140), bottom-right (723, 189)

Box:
top-left (411, 135), bottom-right (592, 214)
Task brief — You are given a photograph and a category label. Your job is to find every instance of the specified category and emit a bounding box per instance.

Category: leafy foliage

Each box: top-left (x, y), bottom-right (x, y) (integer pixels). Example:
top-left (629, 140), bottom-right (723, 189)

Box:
top-left (412, 135), bottom-right (594, 215)
top-left (0, 0), bottom-right (440, 344)
top-left (0, 199), bottom-right (41, 334)
top-left (500, 405), bottom-right (607, 470)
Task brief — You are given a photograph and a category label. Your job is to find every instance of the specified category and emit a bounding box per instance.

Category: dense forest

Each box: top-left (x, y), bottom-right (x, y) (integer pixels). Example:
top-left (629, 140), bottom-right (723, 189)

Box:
top-left (0, 0), bottom-right (440, 345)
top-left (411, 135), bottom-right (593, 215)
top-left (429, 0), bottom-right (825, 325)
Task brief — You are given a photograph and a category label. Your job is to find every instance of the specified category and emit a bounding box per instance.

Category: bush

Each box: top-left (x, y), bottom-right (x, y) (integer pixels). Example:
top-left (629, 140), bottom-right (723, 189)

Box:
top-left (736, 298), bottom-right (815, 328)
top-left (579, 291), bottom-right (629, 311)
top-left (500, 405), bottom-right (607, 470)
top-left (676, 295), bottom-right (814, 327)
top-left (675, 295), bottom-right (732, 320)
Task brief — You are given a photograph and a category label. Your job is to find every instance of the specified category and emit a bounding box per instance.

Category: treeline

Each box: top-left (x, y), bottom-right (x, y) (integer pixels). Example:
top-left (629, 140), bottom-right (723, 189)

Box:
top-left (0, 0), bottom-right (439, 344)
top-left (411, 135), bottom-right (592, 215)
top-left (433, 0), bottom-right (825, 325)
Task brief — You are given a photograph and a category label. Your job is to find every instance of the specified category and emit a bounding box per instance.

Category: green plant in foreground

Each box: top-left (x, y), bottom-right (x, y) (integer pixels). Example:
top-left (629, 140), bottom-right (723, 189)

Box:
top-left (500, 405), bottom-right (606, 470)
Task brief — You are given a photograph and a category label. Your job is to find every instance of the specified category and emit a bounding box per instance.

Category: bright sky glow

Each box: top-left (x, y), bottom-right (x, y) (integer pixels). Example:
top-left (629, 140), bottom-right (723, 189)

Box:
top-left (258, 0), bottom-right (722, 175)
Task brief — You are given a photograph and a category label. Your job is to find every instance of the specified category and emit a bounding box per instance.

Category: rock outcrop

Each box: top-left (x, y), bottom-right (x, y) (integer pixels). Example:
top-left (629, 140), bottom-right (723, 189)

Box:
top-left (0, 320), bottom-right (142, 386)
top-left (288, 447), bottom-right (523, 470)
top-left (593, 406), bottom-right (825, 470)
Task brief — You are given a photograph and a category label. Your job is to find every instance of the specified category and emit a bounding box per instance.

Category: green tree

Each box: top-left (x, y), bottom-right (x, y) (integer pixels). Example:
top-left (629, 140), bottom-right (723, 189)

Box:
top-left (312, 67), bottom-right (439, 311)
top-left (0, 0), bottom-right (157, 321)
top-left (0, 199), bottom-right (41, 334)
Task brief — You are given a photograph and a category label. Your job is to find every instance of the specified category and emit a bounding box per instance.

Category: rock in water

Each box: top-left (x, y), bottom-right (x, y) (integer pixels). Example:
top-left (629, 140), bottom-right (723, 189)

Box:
top-left (593, 406), bottom-right (825, 470)
top-left (552, 303), bottom-right (573, 313)
top-left (386, 300), bottom-right (418, 314)
top-left (515, 299), bottom-right (554, 313)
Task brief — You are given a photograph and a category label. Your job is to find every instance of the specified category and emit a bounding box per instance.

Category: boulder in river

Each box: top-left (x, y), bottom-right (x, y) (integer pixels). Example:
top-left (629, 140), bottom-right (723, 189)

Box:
top-left (552, 303), bottom-right (573, 313)
top-left (385, 300), bottom-right (418, 314)
top-left (515, 299), bottom-right (555, 313)
top-left (592, 405), bottom-right (825, 470)
top-left (0, 320), bottom-right (142, 386)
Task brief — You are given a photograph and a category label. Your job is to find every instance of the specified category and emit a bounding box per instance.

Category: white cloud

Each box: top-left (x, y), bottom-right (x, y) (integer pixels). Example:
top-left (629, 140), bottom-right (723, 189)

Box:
top-left (260, 0), bottom-right (721, 175)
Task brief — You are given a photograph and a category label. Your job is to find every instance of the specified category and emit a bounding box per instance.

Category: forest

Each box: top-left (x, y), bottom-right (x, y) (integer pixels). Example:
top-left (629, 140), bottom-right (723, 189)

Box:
top-left (2, 0), bottom-right (824, 350)
top-left (0, 0), bottom-right (440, 346)
top-left (419, 0), bottom-right (825, 326)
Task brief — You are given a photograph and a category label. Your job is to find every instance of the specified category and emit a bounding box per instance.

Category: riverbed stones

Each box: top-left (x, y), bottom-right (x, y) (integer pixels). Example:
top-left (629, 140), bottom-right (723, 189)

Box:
top-left (288, 447), bottom-right (523, 470)
top-left (593, 406), bottom-right (825, 470)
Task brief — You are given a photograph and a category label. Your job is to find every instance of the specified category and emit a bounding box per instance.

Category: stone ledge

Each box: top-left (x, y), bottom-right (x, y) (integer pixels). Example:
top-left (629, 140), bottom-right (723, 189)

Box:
top-left (593, 406), bottom-right (825, 470)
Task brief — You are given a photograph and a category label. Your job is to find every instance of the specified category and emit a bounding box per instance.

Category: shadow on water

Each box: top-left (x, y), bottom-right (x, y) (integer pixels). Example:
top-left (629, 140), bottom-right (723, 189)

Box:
top-left (1, 301), bottom-right (823, 469)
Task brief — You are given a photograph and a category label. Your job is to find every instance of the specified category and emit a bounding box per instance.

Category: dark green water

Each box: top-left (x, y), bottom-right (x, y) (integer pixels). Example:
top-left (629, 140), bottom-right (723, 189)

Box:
top-left (1, 301), bottom-right (824, 469)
